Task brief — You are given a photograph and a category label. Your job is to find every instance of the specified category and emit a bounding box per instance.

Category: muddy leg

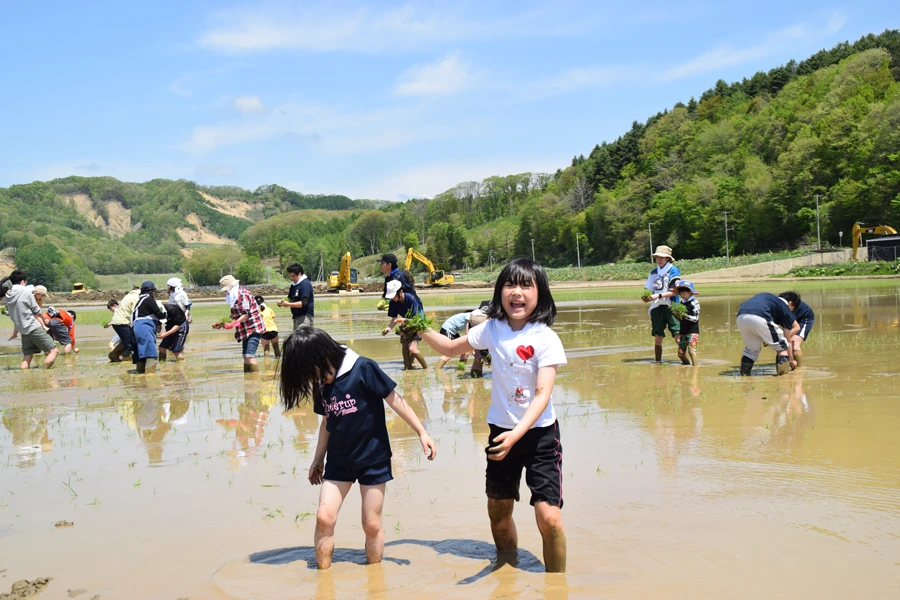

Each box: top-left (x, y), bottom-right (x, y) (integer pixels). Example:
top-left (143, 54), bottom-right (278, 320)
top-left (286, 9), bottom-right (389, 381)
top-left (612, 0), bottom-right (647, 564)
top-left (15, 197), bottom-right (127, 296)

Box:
top-left (360, 483), bottom-right (386, 565)
top-left (409, 340), bottom-right (427, 369)
top-left (435, 358), bottom-right (448, 370)
top-left (272, 338), bottom-right (281, 358)
top-left (792, 338), bottom-right (803, 368)
top-left (43, 348), bottom-right (58, 369)
top-left (144, 358), bottom-right (157, 374)
top-left (488, 498), bottom-right (518, 559)
top-left (687, 347), bottom-right (698, 367)
top-left (776, 353), bottom-right (790, 376)
top-left (158, 349), bottom-right (167, 362)
top-left (535, 501), bottom-right (566, 573)
top-left (401, 342), bottom-right (413, 370)
top-left (654, 344), bottom-right (663, 363)
top-left (315, 480), bottom-right (352, 570)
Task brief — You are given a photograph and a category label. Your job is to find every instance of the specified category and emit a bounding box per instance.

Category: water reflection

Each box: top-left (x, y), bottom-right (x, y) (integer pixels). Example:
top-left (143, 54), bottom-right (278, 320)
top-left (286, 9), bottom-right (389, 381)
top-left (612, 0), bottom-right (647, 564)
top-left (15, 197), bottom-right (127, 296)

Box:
top-left (2, 406), bottom-right (53, 468)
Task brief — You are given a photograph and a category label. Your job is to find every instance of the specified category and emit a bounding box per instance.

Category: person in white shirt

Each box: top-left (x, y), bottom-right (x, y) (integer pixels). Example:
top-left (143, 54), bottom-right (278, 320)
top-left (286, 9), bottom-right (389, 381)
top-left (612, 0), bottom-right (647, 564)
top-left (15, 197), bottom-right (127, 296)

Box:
top-left (410, 257), bottom-right (568, 573)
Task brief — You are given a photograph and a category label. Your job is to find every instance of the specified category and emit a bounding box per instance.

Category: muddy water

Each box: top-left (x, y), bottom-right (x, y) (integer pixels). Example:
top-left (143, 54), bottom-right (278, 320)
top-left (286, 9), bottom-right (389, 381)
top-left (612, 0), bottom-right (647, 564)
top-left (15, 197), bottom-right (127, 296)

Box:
top-left (1, 284), bottom-right (898, 599)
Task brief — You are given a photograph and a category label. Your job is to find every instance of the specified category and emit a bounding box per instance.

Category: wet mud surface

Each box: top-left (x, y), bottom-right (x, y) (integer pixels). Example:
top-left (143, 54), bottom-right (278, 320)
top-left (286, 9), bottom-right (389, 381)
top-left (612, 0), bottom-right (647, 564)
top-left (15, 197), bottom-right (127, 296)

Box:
top-left (1, 284), bottom-right (899, 598)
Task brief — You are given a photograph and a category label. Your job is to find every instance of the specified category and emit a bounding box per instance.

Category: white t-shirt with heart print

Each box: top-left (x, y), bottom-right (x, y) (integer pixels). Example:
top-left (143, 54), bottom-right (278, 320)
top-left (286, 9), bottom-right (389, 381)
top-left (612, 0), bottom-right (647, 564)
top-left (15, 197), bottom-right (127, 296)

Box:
top-left (467, 319), bottom-right (567, 429)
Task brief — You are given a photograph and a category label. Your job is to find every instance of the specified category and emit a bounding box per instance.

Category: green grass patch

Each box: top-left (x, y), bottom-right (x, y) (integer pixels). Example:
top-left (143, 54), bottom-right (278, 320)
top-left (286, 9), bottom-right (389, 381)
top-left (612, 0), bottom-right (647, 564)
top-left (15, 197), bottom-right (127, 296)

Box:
top-left (785, 260), bottom-right (900, 277)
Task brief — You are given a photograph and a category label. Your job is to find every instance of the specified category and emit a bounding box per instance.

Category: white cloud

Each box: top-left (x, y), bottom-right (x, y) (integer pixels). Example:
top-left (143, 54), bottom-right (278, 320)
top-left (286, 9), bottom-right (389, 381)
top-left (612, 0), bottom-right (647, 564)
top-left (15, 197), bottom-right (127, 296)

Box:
top-left (197, 4), bottom-right (587, 54)
top-left (233, 95), bottom-right (267, 113)
top-left (323, 158), bottom-right (564, 201)
top-left (394, 53), bottom-right (474, 97)
top-left (662, 11), bottom-right (848, 81)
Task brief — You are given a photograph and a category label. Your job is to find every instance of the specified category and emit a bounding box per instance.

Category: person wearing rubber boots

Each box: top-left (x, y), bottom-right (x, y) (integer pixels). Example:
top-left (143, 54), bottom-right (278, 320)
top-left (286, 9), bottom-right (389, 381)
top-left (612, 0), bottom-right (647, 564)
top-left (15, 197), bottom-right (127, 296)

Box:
top-left (642, 246), bottom-right (681, 362)
top-left (131, 281), bottom-right (166, 374)
top-left (736, 292), bottom-right (800, 376)
top-left (382, 279), bottom-right (427, 370)
top-left (674, 281), bottom-right (700, 366)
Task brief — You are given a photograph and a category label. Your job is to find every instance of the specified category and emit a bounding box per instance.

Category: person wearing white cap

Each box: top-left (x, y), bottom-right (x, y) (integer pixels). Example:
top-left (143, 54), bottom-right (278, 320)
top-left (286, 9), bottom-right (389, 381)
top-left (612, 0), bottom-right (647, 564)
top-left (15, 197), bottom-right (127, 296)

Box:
top-left (167, 278), bottom-right (192, 322)
top-left (642, 245), bottom-right (682, 362)
top-left (381, 279), bottom-right (427, 370)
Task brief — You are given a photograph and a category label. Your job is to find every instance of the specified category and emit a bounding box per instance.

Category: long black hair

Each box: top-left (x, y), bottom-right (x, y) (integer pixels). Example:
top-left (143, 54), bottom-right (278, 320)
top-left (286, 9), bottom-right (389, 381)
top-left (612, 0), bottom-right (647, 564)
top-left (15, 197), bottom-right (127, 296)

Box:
top-left (486, 257), bottom-right (556, 325)
top-left (279, 327), bottom-right (347, 411)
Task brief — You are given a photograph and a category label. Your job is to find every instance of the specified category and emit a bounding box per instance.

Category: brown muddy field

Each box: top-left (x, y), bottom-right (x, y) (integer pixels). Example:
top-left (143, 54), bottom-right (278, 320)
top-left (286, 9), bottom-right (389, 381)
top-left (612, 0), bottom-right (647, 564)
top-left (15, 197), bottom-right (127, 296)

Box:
top-left (1, 284), bottom-right (898, 599)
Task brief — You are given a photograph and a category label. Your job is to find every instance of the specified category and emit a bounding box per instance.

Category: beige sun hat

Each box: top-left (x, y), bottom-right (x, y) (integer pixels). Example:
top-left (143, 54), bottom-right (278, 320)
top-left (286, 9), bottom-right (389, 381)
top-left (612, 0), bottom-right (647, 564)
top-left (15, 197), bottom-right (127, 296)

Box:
top-left (32, 285), bottom-right (49, 297)
top-left (467, 308), bottom-right (488, 327)
top-left (652, 245), bottom-right (675, 261)
top-left (219, 275), bottom-right (238, 292)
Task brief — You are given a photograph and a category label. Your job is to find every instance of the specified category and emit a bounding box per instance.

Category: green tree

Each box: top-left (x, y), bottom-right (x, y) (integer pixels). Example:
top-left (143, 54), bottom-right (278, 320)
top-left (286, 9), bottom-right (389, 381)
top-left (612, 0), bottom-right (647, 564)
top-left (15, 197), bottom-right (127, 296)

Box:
top-left (15, 241), bottom-right (62, 290)
top-left (183, 246), bottom-right (242, 286)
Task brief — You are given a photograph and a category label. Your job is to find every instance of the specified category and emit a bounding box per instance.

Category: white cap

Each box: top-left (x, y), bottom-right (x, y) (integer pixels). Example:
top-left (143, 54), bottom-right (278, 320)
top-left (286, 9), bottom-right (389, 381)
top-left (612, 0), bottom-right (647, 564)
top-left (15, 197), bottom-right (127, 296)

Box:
top-left (384, 280), bottom-right (402, 300)
top-left (167, 277), bottom-right (182, 288)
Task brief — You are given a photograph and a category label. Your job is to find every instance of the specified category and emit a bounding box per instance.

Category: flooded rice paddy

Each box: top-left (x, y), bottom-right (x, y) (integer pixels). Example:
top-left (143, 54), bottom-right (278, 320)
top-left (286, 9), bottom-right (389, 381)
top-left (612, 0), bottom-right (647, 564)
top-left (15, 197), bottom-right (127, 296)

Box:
top-left (1, 283), bottom-right (899, 599)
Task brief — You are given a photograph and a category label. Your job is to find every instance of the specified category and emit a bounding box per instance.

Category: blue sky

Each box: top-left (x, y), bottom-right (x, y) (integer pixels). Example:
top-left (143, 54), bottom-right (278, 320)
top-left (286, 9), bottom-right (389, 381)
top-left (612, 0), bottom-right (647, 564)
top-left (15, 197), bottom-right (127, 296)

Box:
top-left (1, 1), bottom-right (895, 201)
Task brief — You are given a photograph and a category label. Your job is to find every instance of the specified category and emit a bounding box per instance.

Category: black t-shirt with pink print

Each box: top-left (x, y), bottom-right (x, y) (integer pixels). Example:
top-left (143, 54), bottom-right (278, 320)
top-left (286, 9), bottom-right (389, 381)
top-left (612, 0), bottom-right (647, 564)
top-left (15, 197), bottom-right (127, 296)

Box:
top-left (314, 353), bottom-right (397, 469)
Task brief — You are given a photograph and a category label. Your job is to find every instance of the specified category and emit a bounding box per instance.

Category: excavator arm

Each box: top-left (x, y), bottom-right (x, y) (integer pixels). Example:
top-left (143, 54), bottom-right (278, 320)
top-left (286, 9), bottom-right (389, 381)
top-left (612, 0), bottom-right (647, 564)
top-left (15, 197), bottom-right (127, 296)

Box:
top-left (852, 222), bottom-right (898, 260)
top-left (404, 247), bottom-right (453, 286)
top-left (405, 248), bottom-right (436, 273)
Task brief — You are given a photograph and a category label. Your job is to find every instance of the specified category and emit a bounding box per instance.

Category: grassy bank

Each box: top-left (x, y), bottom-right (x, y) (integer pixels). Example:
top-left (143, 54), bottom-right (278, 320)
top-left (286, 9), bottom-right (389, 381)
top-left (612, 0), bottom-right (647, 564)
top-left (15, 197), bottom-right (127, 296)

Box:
top-left (785, 260), bottom-right (900, 277)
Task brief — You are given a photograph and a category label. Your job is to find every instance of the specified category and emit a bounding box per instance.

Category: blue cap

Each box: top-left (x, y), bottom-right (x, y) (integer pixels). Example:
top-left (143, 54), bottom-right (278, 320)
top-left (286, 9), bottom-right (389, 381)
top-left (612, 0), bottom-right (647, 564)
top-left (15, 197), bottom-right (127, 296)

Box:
top-left (675, 280), bottom-right (696, 294)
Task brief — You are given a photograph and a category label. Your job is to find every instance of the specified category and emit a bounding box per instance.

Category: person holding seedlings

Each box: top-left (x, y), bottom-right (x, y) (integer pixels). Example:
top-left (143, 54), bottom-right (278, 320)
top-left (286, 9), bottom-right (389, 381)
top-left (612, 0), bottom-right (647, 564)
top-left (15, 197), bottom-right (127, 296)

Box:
top-left (780, 291), bottom-right (814, 367)
top-left (255, 295), bottom-right (280, 358)
top-left (4, 271), bottom-right (58, 369)
top-left (108, 287), bottom-right (140, 362)
top-left (674, 281), bottom-right (700, 366)
top-left (131, 281), bottom-right (166, 374)
top-left (158, 302), bottom-right (188, 361)
top-left (410, 257), bottom-right (568, 572)
top-left (382, 279), bottom-right (428, 370)
top-left (215, 275), bottom-right (266, 373)
top-left (279, 326), bottom-right (437, 570)
top-left (736, 292), bottom-right (800, 376)
top-left (642, 246), bottom-right (681, 362)
top-left (278, 263), bottom-right (315, 329)
top-left (435, 309), bottom-right (489, 371)
top-left (44, 306), bottom-right (78, 354)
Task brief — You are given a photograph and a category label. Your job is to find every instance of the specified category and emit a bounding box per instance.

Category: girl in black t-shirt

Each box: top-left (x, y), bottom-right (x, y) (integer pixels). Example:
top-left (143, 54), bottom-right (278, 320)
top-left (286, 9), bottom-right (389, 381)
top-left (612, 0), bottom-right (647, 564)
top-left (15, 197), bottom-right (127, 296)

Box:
top-left (279, 327), bottom-right (437, 570)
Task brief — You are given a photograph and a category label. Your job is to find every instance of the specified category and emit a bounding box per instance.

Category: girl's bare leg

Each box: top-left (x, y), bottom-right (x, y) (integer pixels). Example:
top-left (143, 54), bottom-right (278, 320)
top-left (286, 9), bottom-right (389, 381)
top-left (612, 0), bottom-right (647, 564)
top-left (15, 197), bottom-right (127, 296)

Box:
top-left (360, 483), bottom-right (387, 564)
top-left (534, 501), bottom-right (566, 573)
top-left (315, 480), bottom-right (352, 569)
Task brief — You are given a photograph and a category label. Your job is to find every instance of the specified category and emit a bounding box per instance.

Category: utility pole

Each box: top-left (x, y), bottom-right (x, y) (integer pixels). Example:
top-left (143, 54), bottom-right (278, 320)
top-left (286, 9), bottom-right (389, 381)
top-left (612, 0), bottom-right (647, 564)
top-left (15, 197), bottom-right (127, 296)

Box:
top-left (530, 238), bottom-right (535, 262)
top-left (489, 250), bottom-right (494, 273)
top-left (815, 194), bottom-right (822, 251)
top-left (576, 234), bottom-right (582, 269)
top-left (723, 210), bottom-right (732, 261)
top-left (648, 222), bottom-right (655, 260)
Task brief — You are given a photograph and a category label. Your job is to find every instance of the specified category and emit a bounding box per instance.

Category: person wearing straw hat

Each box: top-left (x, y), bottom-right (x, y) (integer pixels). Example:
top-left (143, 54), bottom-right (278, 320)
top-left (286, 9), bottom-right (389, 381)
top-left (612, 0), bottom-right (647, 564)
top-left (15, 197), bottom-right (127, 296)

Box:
top-left (4, 271), bottom-right (58, 369)
top-left (214, 275), bottom-right (266, 373)
top-left (642, 245), bottom-right (681, 362)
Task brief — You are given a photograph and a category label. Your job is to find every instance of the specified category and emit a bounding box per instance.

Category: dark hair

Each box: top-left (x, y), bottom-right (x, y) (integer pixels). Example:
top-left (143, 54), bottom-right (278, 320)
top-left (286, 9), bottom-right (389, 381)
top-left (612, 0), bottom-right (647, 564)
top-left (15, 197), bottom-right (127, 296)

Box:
top-left (279, 327), bottom-right (347, 411)
top-left (381, 254), bottom-right (398, 268)
top-left (486, 257), bottom-right (556, 325)
top-left (9, 270), bottom-right (26, 285)
top-left (107, 299), bottom-right (118, 309)
top-left (286, 263), bottom-right (304, 276)
top-left (68, 309), bottom-right (77, 321)
top-left (254, 295), bottom-right (265, 307)
top-left (140, 286), bottom-right (156, 296)
top-left (779, 291), bottom-right (801, 305)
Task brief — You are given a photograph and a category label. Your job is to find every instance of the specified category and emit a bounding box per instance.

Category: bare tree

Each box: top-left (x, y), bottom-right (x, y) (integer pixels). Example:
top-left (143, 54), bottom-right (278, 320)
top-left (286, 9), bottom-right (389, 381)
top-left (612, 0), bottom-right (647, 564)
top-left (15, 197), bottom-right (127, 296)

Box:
top-left (564, 176), bottom-right (593, 212)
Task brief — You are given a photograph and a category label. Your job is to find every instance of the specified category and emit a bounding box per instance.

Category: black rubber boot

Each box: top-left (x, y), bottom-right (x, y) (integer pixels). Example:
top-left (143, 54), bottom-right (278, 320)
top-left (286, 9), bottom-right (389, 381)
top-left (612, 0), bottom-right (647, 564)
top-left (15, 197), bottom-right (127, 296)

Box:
top-left (108, 343), bottom-right (125, 362)
top-left (740, 356), bottom-right (754, 376)
top-left (135, 360), bottom-right (146, 375)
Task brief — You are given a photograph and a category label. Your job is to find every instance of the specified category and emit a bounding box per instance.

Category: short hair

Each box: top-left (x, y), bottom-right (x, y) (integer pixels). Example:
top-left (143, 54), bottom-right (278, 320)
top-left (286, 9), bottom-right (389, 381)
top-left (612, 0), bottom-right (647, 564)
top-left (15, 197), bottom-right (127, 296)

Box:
top-left (286, 263), bottom-right (304, 276)
top-left (381, 254), bottom-right (398, 268)
top-left (486, 257), bottom-right (556, 326)
top-left (9, 270), bottom-right (26, 285)
top-left (279, 327), bottom-right (347, 411)
top-left (68, 309), bottom-right (77, 321)
top-left (254, 295), bottom-right (265, 307)
top-left (107, 299), bottom-right (118, 309)
top-left (779, 291), bottom-right (801, 306)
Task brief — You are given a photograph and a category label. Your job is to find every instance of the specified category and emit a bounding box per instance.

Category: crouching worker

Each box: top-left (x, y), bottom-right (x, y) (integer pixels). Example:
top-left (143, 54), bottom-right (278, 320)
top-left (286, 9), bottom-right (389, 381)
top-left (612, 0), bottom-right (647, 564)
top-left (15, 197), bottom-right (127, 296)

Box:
top-left (45, 307), bottom-right (78, 354)
top-left (131, 281), bottom-right (166, 374)
top-left (108, 287), bottom-right (139, 362)
top-left (216, 275), bottom-right (265, 373)
top-left (781, 291), bottom-right (814, 367)
top-left (4, 272), bottom-right (57, 369)
top-left (158, 302), bottom-right (188, 361)
top-left (436, 308), bottom-right (488, 371)
top-left (279, 327), bottom-right (436, 569)
top-left (381, 280), bottom-right (427, 370)
top-left (736, 292), bottom-right (799, 376)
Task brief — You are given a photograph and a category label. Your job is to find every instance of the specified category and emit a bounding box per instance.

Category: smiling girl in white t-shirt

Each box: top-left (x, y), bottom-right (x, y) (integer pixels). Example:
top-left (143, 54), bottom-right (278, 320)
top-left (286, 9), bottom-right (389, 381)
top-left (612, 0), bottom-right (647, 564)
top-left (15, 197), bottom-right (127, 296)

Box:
top-left (411, 257), bottom-right (568, 573)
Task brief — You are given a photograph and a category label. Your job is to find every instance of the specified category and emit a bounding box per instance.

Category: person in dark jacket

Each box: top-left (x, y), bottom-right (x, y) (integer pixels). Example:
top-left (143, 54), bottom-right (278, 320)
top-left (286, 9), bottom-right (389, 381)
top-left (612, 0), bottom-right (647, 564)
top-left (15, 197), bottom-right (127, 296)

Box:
top-left (736, 292), bottom-right (800, 376)
top-left (131, 281), bottom-right (166, 374)
top-left (780, 291), bottom-right (814, 367)
top-left (279, 263), bottom-right (314, 328)
top-left (379, 254), bottom-right (415, 300)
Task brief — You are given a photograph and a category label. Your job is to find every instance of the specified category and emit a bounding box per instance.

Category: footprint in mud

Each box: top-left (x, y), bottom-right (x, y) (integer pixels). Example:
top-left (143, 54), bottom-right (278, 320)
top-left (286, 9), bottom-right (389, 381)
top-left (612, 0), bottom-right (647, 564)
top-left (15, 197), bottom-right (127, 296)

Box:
top-left (1, 577), bottom-right (52, 599)
top-left (54, 521), bottom-right (74, 529)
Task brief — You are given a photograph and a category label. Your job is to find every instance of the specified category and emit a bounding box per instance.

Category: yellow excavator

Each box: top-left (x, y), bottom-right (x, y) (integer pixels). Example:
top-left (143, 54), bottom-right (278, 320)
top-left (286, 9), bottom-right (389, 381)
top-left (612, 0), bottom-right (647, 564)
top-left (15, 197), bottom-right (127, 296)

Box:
top-left (851, 222), bottom-right (898, 261)
top-left (405, 248), bottom-right (454, 286)
top-left (328, 252), bottom-right (359, 293)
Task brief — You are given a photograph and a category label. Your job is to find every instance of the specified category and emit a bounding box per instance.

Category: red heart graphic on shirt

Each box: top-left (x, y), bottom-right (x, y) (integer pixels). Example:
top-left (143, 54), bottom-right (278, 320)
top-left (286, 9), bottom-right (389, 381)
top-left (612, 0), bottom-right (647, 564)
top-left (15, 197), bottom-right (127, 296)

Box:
top-left (516, 345), bottom-right (535, 363)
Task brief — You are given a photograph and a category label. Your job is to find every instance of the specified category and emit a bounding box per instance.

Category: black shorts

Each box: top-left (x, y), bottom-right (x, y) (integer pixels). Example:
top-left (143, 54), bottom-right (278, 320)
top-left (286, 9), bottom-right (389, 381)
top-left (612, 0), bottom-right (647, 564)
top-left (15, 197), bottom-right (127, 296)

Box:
top-left (261, 330), bottom-right (279, 340)
top-left (439, 327), bottom-right (460, 340)
top-left (324, 458), bottom-right (393, 486)
top-left (159, 322), bottom-right (188, 353)
top-left (485, 422), bottom-right (563, 508)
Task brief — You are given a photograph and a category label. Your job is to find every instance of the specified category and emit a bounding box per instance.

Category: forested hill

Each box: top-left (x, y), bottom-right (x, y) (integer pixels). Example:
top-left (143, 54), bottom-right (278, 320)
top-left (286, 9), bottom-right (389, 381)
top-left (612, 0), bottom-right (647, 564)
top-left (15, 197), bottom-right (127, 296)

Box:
top-left (0, 177), bottom-right (371, 289)
top-left (3, 30), bottom-right (899, 289)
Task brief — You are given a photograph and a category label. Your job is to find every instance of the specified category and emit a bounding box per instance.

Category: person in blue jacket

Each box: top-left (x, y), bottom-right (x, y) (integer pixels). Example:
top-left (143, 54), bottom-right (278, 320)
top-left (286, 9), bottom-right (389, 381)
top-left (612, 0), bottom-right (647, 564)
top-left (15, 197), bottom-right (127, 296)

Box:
top-left (780, 291), bottom-right (814, 367)
top-left (736, 292), bottom-right (800, 376)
